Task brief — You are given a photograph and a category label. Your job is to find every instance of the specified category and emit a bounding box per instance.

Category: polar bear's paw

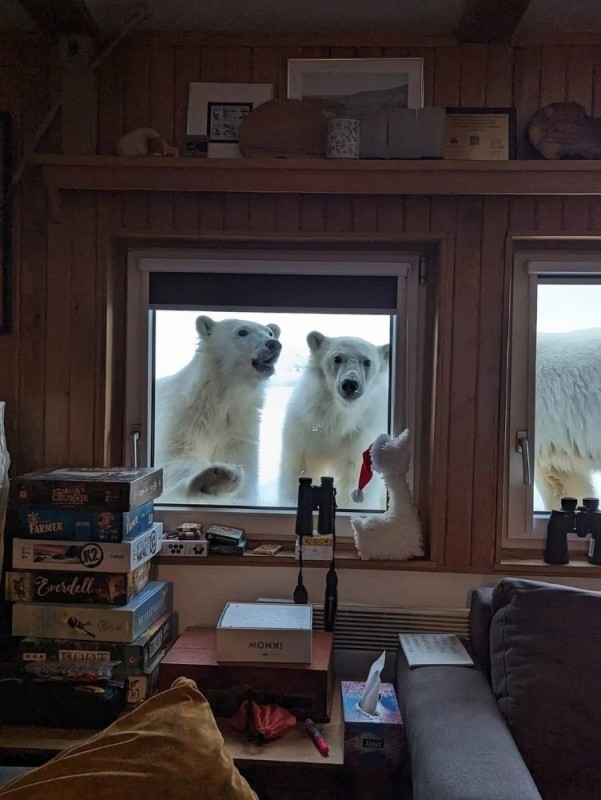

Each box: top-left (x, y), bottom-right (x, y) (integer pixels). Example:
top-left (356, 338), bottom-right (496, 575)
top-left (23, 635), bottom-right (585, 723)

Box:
top-left (187, 463), bottom-right (244, 498)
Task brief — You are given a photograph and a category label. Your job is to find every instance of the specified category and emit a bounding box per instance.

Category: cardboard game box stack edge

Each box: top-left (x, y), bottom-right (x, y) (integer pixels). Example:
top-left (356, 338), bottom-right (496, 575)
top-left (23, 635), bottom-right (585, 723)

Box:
top-left (5, 467), bottom-right (176, 714)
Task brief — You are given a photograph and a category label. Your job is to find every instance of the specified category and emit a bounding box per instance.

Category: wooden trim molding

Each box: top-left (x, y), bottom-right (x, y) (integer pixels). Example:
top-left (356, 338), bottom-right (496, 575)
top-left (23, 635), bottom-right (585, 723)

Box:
top-left (31, 156), bottom-right (601, 220)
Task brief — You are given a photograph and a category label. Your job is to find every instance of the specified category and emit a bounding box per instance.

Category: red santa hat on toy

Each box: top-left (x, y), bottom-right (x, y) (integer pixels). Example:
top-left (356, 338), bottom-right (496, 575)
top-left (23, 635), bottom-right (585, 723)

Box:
top-left (350, 443), bottom-right (374, 503)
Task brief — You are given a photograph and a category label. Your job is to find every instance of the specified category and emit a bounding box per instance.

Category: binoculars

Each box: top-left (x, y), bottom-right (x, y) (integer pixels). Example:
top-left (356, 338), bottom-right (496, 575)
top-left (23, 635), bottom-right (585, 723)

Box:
top-left (544, 497), bottom-right (601, 565)
top-left (295, 476), bottom-right (337, 536)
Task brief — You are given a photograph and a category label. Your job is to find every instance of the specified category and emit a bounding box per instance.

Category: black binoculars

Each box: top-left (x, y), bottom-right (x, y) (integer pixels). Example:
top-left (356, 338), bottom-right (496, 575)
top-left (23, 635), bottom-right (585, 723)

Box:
top-left (544, 497), bottom-right (601, 565)
top-left (295, 476), bottom-right (337, 536)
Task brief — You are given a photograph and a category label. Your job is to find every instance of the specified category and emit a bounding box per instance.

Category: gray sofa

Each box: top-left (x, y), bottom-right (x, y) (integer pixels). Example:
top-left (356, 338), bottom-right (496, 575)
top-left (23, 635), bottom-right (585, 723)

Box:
top-left (396, 577), bottom-right (601, 800)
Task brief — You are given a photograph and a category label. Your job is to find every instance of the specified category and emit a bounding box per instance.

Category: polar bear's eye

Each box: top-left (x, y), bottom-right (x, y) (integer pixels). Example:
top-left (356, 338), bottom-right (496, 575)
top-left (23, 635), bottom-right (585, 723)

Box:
top-left (364, 359), bottom-right (372, 367)
top-left (237, 329), bottom-right (249, 337)
top-left (333, 355), bottom-right (342, 364)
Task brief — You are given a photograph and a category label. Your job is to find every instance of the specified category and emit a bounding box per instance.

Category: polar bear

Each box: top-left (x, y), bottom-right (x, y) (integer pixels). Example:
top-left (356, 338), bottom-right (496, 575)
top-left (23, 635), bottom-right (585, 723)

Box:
top-left (279, 331), bottom-right (389, 508)
top-left (535, 327), bottom-right (601, 510)
top-left (154, 315), bottom-right (282, 504)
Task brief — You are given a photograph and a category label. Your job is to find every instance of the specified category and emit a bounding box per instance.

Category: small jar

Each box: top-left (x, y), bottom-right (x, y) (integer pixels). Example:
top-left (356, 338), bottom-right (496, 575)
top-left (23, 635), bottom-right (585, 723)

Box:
top-left (326, 118), bottom-right (360, 159)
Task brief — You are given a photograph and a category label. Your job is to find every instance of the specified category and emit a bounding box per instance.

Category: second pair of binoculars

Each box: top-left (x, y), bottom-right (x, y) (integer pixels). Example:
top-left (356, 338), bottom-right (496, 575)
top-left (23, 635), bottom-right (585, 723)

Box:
top-left (295, 476), bottom-right (337, 536)
top-left (544, 496), bottom-right (601, 565)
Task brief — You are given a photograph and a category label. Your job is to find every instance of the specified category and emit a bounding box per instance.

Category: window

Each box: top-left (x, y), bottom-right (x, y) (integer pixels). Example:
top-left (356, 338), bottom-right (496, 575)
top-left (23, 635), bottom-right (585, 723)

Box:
top-left (125, 244), bottom-right (426, 540)
top-left (505, 252), bottom-right (601, 546)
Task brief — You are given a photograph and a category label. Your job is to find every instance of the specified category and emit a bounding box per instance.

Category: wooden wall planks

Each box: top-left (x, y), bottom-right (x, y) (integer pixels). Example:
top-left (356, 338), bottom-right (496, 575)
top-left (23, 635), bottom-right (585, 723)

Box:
top-left (2, 35), bottom-right (601, 572)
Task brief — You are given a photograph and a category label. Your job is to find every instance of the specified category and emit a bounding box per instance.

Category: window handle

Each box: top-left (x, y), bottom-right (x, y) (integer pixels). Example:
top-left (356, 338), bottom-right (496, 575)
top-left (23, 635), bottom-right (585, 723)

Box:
top-left (516, 430), bottom-right (532, 485)
top-left (130, 427), bottom-right (141, 468)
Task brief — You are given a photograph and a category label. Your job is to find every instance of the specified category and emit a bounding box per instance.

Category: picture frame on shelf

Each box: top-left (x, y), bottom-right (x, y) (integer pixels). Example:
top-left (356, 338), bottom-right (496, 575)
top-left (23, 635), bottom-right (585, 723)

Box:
top-left (287, 57), bottom-right (424, 115)
top-left (0, 111), bottom-right (12, 335)
top-left (186, 82), bottom-right (275, 158)
top-left (444, 107), bottom-right (517, 161)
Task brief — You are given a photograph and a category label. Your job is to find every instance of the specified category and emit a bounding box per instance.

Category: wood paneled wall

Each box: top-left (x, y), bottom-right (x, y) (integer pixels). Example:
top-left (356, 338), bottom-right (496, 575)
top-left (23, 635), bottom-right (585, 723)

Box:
top-left (1, 33), bottom-right (601, 572)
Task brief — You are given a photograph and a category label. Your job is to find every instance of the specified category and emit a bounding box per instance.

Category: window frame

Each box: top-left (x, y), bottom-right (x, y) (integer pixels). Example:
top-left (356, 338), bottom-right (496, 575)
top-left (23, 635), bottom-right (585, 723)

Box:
top-left (503, 249), bottom-right (601, 550)
top-left (125, 243), bottom-right (428, 542)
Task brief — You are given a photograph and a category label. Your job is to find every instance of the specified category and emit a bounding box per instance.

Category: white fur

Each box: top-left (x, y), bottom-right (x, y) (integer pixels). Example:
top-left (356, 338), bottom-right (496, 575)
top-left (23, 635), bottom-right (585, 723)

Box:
top-left (116, 128), bottom-right (179, 157)
top-left (535, 327), bottom-right (601, 509)
top-left (351, 430), bottom-right (424, 561)
top-left (279, 331), bottom-right (389, 507)
top-left (154, 316), bottom-right (281, 504)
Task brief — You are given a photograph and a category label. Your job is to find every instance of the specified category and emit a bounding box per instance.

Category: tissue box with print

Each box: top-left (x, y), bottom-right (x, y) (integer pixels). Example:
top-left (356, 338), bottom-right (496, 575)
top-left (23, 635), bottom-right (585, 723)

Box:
top-left (341, 681), bottom-right (404, 768)
top-left (216, 602), bottom-right (312, 663)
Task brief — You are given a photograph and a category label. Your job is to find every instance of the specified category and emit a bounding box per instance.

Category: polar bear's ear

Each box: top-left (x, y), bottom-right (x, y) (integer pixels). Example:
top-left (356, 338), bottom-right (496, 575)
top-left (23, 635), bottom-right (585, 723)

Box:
top-left (196, 315), bottom-right (215, 338)
top-left (267, 324), bottom-right (281, 339)
top-left (379, 343), bottom-right (390, 363)
top-left (307, 331), bottom-right (326, 352)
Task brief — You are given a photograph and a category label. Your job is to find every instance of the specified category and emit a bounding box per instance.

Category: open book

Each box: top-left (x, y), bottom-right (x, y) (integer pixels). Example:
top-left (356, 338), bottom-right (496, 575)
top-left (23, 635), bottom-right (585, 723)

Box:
top-left (399, 633), bottom-right (474, 668)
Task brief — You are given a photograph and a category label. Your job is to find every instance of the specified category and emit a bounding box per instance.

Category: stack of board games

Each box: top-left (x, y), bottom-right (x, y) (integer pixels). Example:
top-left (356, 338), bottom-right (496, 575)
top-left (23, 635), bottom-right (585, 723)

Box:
top-left (206, 523), bottom-right (246, 556)
top-left (6, 467), bottom-right (176, 710)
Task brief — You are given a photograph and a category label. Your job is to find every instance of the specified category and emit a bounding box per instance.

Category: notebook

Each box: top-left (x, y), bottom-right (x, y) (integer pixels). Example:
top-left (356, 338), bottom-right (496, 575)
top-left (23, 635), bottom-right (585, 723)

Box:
top-left (399, 633), bottom-right (474, 668)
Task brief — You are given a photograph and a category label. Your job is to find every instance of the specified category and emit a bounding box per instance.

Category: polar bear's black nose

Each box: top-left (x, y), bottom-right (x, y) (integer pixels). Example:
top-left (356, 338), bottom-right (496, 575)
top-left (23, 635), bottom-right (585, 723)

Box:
top-left (267, 339), bottom-right (282, 354)
top-left (341, 379), bottom-right (360, 396)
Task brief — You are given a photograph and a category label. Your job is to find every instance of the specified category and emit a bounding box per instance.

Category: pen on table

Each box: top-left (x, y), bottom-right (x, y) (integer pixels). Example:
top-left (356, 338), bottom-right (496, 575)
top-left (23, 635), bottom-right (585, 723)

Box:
top-left (305, 717), bottom-right (329, 757)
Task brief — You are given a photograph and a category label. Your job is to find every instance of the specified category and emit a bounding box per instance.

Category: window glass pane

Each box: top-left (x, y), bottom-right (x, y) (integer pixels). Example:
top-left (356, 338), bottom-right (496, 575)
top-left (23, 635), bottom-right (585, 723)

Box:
top-left (535, 283), bottom-right (601, 513)
top-left (152, 309), bottom-right (391, 512)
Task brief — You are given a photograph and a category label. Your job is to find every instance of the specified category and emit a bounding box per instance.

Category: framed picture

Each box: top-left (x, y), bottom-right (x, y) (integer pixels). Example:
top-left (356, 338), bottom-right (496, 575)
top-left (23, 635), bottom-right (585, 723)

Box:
top-left (444, 107), bottom-right (516, 161)
top-left (186, 82), bottom-right (274, 158)
top-left (287, 57), bottom-right (424, 116)
top-left (0, 112), bottom-right (12, 335)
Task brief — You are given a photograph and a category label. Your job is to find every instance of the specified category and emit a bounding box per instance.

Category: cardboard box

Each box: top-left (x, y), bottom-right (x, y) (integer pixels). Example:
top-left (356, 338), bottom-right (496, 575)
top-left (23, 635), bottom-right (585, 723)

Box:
top-left (5, 560), bottom-right (154, 605)
top-left (295, 534), bottom-right (333, 561)
top-left (15, 467), bottom-right (163, 511)
top-left (18, 610), bottom-right (176, 675)
top-left (16, 501), bottom-right (154, 542)
top-left (161, 538), bottom-right (208, 557)
top-left (12, 521), bottom-right (163, 573)
top-left (12, 580), bottom-right (173, 643)
top-left (341, 681), bottom-right (404, 769)
top-left (159, 626), bottom-right (334, 721)
top-left (216, 602), bottom-right (312, 663)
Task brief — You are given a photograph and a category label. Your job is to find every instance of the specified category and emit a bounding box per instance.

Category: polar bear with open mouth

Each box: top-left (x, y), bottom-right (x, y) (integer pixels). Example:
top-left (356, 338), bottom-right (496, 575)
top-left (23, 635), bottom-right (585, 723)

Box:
top-left (154, 315), bottom-right (282, 504)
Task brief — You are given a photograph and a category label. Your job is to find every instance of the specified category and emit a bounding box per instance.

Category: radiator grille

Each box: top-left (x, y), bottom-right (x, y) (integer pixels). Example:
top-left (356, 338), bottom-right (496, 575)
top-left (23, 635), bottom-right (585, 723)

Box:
top-left (311, 604), bottom-right (470, 651)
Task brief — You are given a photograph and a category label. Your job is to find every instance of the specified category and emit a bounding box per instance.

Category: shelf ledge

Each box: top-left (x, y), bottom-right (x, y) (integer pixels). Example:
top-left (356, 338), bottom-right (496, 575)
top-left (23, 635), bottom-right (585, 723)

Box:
top-left (30, 155), bottom-right (601, 207)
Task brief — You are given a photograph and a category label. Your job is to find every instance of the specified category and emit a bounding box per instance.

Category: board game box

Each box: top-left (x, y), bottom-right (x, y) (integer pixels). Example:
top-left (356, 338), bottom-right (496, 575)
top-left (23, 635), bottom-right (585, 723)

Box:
top-left (17, 610), bottom-right (176, 674)
top-left (12, 580), bottom-right (173, 643)
top-left (15, 467), bottom-right (163, 511)
top-left (5, 560), bottom-right (154, 605)
top-left (16, 501), bottom-right (154, 543)
top-left (12, 521), bottom-right (163, 573)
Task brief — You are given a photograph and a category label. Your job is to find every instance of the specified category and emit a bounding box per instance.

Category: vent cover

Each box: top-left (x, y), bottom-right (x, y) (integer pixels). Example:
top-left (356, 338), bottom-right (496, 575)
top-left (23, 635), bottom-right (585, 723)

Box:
top-left (311, 604), bottom-right (470, 651)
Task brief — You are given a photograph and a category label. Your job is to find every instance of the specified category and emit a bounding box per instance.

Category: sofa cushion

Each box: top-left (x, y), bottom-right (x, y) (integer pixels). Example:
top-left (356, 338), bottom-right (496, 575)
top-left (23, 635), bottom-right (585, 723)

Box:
top-left (0, 677), bottom-right (257, 800)
top-left (490, 578), bottom-right (601, 800)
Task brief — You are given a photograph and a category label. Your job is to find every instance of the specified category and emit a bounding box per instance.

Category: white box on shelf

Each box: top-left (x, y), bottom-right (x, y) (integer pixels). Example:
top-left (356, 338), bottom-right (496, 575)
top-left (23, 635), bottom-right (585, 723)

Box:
top-left (216, 602), bottom-right (313, 664)
top-left (294, 534), bottom-right (334, 561)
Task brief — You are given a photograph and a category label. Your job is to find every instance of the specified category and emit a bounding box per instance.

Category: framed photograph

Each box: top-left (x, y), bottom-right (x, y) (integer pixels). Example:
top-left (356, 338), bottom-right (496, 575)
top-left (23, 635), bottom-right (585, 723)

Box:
top-left (444, 107), bottom-right (516, 161)
top-left (0, 112), bottom-right (12, 334)
top-left (287, 57), bottom-right (424, 116)
top-left (186, 82), bottom-right (274, 158)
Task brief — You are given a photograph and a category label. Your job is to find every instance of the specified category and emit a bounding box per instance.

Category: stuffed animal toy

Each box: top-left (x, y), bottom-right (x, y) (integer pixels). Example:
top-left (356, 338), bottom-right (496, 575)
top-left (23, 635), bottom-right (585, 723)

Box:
top-left (350, 429), bottom-right (425, 561)
top-left (116, 128), bottom-right (179, 157)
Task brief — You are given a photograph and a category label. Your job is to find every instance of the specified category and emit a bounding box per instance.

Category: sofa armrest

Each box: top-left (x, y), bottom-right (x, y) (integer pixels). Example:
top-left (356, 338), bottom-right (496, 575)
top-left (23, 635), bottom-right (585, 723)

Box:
top-left (395, 652), bottom-right (542, 800)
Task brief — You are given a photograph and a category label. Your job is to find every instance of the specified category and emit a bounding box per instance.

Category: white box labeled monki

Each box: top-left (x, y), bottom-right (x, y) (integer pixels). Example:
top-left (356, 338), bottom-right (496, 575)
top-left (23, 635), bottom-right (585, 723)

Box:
top-left (216, 602), bottom-right (313, 663)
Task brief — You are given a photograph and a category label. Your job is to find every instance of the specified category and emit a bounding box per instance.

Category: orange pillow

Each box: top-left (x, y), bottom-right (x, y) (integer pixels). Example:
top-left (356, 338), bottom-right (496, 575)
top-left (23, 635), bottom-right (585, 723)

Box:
top-left (0, 678), bottom-right (257, 800)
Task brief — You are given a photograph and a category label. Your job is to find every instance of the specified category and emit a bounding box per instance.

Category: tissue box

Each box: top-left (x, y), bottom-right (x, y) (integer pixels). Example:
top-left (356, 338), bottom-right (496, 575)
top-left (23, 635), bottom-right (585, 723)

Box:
top-left (341, 681), bottom-right (404, 769)
top-left (216, 602), bottom-right (312, 663)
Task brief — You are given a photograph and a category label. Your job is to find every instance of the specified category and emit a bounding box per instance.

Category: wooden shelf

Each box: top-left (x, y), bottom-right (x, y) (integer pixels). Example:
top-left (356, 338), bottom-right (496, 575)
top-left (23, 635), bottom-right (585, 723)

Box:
top-left (30, 154), bottom-right (601, 199)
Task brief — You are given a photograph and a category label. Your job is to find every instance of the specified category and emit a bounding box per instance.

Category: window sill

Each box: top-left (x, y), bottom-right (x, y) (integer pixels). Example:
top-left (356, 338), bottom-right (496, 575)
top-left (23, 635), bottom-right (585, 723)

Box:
top-left (495, 556), bottom-right (601, 577)
top-left (158, 549), bottom-right (437, 570)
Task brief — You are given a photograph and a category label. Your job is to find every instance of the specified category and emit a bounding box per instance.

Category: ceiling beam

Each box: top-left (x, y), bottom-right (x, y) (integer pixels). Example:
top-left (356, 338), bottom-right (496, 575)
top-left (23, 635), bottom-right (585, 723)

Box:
top-left (17, 0), bottom-right (104, 43)
top-left (456, 0), bottom-right (532, 43)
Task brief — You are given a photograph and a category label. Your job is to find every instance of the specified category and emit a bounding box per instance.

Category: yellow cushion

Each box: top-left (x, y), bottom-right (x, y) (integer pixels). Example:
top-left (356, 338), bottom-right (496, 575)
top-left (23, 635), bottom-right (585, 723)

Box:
top-left (0, 677), bottom-right (257, 800)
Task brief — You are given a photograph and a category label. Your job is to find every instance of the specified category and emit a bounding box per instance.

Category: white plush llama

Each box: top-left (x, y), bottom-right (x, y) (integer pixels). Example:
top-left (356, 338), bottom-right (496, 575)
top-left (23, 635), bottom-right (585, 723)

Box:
top-left (350, 430), bottom-right (425, 561)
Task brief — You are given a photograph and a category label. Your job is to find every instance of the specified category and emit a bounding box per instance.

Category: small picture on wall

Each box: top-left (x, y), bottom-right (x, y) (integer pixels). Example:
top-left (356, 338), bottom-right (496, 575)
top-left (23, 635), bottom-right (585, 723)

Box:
top-left (187, 82), bottom-right (274, 157)
top-left (207, 102), bottom-right (253, 143)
